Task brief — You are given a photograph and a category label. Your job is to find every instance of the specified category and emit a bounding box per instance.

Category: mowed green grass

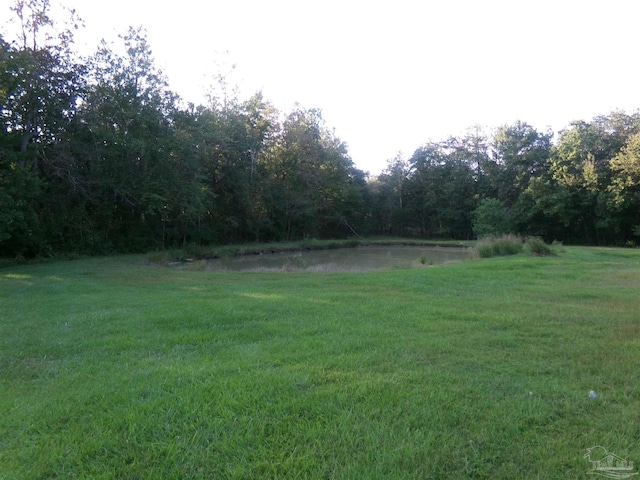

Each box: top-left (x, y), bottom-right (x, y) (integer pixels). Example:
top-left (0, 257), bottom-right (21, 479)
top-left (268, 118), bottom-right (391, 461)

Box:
top-left (1, 247), bottom-right (639, 479)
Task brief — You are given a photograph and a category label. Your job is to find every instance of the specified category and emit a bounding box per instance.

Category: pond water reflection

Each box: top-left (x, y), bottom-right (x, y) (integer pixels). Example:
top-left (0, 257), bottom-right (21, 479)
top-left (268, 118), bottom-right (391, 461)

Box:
top-left (208, 245), bottom-right (472, 272)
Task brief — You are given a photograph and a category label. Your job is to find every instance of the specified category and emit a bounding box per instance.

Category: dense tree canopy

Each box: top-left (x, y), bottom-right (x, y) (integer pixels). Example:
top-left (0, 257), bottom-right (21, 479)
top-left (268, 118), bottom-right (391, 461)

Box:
top-left (2, 2), bottom-right (640, 258)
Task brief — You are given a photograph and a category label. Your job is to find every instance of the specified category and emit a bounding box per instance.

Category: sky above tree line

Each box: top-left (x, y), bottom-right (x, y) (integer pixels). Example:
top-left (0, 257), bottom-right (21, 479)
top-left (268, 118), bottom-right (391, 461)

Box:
top-left (3, 0), bottom-right (640, 174)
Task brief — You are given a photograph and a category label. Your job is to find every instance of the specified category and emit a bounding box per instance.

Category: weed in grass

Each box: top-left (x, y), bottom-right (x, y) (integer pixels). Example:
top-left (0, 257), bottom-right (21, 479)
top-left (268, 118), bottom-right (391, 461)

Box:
top-left (286, 252), bottom-right (307, 270)
top-left (417, 255), bottom-right (434, 266)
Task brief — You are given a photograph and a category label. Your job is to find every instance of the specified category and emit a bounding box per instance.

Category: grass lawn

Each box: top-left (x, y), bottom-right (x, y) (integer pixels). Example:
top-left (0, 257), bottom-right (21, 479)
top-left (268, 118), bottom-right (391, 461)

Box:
top-left (1, 246), bottom-right (639, 479)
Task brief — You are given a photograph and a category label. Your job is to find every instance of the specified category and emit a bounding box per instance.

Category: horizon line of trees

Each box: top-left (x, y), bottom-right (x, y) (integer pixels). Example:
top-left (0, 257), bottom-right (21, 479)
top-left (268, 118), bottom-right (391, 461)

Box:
top-left (375, 111), bottom-right (640, 246)
top-left (2, 1), bottom-right (640, 258)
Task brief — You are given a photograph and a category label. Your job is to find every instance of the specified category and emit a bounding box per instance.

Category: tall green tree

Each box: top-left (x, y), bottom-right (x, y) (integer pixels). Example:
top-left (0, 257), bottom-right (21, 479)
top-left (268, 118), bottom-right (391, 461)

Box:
top-left (373, 154), bottom-right (411, 235)
top-left (0, 1), bottom-right (85, 255)
top-left (547, 113), bottom-right (640, 243)
top-left (4, 0), bottom-right (83, 170)
top-left (388, 142), bottom-right (478, 239)
top-left (607, 132), bottom-right (640, 240)
top-left (69, 27), bottom-right (186, 250)
top-left (261, 107), bottom-right (364, 240)
top-left (404, 144), bottom-right (444, 237)
top-left (490, 121), bottom-right (552, 208)
top-left (472, 198), bottom-right (511, 238)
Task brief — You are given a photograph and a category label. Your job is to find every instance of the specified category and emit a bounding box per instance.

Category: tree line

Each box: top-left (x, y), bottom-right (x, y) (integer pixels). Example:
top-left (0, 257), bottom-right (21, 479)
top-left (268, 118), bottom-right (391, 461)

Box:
top-left (374, 113), bottom-right (640, 246)
top-left (2, 2), bottom-right (640, 258)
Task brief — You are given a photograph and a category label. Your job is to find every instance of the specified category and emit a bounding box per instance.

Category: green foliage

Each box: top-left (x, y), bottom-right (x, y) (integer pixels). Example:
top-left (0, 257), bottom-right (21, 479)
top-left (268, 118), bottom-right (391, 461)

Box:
top-left (491, 121), bottom-right (552, 207)
top-left (472, 198), bottom-right (511, 238)
top-left (0, 156), bottom-right (43, 256)
top-left (4, 1), bottom-right (640, 257)
top-left (475, 234), bottom-right (523, 257)
top-left (1, 7), bottom-right (369, 257)
top-left (524, 236), bottom-right (556, 256)
top-left (418, 255), bottom-right (428, 265)
top-left (377, 143), bottom-right (477, 239)
top-left (546, 114), bottom-right (640, 244)
top-left (476, 235), bottom-right (557, 258)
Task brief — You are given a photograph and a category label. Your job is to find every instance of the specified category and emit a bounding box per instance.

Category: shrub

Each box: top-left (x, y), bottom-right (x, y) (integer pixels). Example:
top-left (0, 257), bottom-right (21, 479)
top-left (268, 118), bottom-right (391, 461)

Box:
top-left (525, 237), bottom-right (556, 256)
top-left (475, 234), bottom-right (523, 258)
top-left (473, 198), bottom-right (511, 238)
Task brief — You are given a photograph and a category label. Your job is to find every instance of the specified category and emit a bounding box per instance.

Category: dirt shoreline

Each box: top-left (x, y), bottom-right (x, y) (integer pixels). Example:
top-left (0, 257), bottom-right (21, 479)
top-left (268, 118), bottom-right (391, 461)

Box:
top-left (190, 240), bottom-right (471, 260)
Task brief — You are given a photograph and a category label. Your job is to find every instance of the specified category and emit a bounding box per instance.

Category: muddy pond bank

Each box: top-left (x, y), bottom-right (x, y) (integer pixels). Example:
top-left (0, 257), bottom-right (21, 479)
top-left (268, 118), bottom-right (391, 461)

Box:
top-left (176, 242), bottom-right (473, 272)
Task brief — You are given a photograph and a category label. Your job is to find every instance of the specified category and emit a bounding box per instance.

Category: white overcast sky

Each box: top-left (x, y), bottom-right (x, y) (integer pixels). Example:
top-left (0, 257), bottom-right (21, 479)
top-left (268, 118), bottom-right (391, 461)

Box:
top-left (3, 1), bottom-right (640, 174)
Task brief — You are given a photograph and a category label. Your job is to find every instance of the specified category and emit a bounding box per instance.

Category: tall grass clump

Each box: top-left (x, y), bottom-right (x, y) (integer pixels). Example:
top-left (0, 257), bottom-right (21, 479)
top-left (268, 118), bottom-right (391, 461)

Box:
top-left (475, 234), bottom-right (523, 258)
top-left (525, 236), bottom-right (556, 256)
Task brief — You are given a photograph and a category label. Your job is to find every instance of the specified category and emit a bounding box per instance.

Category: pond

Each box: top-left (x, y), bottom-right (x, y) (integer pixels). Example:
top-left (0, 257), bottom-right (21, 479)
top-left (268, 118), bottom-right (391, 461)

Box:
top-left (205, 245), bottom-right (472, 272)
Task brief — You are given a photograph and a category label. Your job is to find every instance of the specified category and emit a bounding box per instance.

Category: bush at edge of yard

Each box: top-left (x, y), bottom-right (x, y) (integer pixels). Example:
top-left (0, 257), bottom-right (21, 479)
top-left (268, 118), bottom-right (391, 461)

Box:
top-left (476, 234), bottom-right (524, 258)
top-left (525, 236), bottom-right (557, 256)
top-left (476, 235), bottom-right (558, 258)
